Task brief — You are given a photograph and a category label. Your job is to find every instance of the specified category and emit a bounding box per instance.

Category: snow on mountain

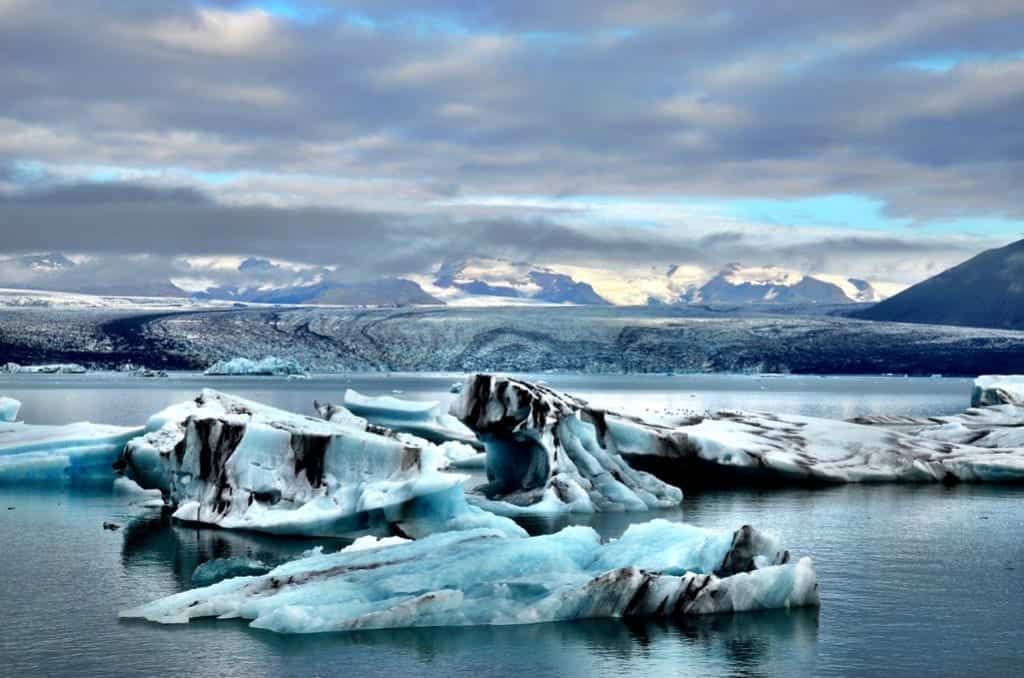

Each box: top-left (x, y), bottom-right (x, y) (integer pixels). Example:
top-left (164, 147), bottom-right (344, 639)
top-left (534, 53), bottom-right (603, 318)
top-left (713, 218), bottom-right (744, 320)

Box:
top-left (558, 263), bottom-right (894, 306)
top-left (420, 258), bottom-right (610, 305)
top-left (188, 258), bottom-right (442, 306)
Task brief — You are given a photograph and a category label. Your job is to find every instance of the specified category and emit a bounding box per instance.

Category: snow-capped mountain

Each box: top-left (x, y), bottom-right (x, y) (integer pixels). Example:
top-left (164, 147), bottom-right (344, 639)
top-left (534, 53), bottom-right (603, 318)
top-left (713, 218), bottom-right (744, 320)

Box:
top-left (0, 252), bottom-right (894, 308)
top-left (681, 264), bottom-right (885, 305)
top-left (190, 258), bottom-right (441, 306)
top-left (419, 258), bottom-right (610, 305)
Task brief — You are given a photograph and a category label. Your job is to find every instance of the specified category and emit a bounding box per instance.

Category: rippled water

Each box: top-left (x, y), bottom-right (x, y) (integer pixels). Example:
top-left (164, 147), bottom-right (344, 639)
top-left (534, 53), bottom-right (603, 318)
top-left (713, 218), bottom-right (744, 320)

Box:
top-left (2, 374), bottom-right (1022, 677)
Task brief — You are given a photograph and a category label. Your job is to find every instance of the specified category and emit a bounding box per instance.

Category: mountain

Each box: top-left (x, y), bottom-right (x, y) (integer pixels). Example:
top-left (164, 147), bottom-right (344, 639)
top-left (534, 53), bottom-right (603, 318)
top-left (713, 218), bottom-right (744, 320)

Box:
top-left (0, 252), bottom-right (188, 297)
top-left (646, 264), bottom-right (886, 305)
top-left (427, 258), bottom-right (610, 305)
top-left (192, 258), bottom-right (441, 306)
top-left (856, 239), bottom-right (1024, 330)
top-left (14, 252), bottom-right (76, 272)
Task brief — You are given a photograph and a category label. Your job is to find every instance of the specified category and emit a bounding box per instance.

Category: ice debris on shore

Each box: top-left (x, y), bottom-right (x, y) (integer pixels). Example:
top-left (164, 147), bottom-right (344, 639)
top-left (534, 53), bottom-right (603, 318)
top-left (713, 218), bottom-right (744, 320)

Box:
top-left (121, 518), bottom-right (818, 632)
top-left (117, 389), bottom-right (524, 539)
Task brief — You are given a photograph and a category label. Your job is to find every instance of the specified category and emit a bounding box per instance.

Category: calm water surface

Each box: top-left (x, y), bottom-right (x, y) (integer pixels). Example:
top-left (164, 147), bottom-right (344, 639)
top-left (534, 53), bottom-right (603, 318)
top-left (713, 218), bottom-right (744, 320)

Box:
top-left (1, 374), bottom-right (1021, 677)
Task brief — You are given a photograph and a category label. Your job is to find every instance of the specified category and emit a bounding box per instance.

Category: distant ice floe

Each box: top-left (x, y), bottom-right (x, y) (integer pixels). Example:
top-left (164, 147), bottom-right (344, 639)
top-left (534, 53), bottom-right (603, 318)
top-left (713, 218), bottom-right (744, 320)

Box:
top-left (117, 389), bottom-right (524, 539)
top-left (0, 420), bottom-right (141, 484)
top-left (121, 519), bottom-right (818, 633)
top-left (204, 357), bottom-right (307, 377)
top-left (0, 396), bottom-right (20, 422)
top-left (2, 362), bottom-right (87, 374)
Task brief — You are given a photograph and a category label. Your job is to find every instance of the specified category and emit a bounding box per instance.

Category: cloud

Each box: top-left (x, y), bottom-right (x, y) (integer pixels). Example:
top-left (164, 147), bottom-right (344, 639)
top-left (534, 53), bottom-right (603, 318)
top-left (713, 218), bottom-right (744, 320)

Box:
top-left (0, 0), bottom-right (1021, 290)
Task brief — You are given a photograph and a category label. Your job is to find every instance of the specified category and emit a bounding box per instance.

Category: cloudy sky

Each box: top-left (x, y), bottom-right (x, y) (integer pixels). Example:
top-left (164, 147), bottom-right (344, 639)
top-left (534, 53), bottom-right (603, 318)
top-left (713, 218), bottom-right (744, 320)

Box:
top-left (1, 0), bottom-right (1022, 292)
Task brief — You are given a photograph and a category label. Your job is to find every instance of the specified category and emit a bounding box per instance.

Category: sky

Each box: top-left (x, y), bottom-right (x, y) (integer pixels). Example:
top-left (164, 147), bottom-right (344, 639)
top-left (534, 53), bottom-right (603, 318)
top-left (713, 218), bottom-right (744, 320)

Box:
top-left (0, 0), bottom-right (1023, 293)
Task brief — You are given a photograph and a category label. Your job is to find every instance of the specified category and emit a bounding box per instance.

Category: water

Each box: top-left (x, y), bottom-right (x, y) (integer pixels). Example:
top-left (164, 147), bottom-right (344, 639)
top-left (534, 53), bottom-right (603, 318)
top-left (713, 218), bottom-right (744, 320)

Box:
top-left (2, 373), bottom-right (1022, 677)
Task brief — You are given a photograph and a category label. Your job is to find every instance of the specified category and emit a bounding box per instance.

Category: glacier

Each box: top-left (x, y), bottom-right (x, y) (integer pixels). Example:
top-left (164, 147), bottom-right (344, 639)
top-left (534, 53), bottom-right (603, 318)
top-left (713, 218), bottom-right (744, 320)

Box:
top-left (0, 420), bottom-right (141, 484)
top-left (120, 518), bottom-right (819, 633)
top-left (0, 396), bottom-right (20, 422)
top-left (453, 374), bottom-right (1024, 489)
top-left (204, 356), bottom-right (307, 377)
top-left (117, 389), bottom-right (524, 539)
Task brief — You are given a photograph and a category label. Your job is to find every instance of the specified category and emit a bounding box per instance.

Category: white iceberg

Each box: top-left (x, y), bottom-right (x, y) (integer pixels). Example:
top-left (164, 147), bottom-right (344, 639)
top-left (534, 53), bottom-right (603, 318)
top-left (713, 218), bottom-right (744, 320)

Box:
top-left (337, 389), bottom-right (482, 449)
top-left (0, 420), bottom-right (141, 484)
top-left (117, 389), bottom-right (524, 539)
top-left (204, 357), bottom-right (306, 376)
top-left (0, 396), bottom-right (20, 422)
top-left (121, 518), bottom-right (818, 633)
top-left (971, 375), bottom-right (1024, 407)
top-left (454, 374), bottom-right (1024, 490)
top-left (316, 395), bottom-right (485, 470)
top-left (449, 375), bottom-right (684, 515)
top-left (2, 362), bottom-right (87, 374)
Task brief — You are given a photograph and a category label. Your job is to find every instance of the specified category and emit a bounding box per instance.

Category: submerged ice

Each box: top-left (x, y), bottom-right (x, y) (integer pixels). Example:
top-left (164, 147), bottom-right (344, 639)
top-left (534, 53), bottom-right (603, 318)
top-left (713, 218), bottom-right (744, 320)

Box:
top-left (121, 518), bottom-right (819, 633)
top-left (117, 389), bottom-right (523, 539)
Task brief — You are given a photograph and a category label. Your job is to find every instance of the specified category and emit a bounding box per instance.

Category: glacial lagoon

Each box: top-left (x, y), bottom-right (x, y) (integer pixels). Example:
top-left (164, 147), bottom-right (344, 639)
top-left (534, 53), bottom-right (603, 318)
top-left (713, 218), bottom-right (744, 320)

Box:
top-left (2, 373), bottom-right (1022, 676)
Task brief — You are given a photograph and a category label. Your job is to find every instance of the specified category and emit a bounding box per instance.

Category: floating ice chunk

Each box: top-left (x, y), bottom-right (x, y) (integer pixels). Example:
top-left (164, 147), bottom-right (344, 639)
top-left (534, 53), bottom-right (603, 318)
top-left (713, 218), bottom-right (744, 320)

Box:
top-left (121, 519), bottom-right (818, 633)
top-left (450, 375), bottom-right (683, 515)
top-left (456, 374), bottom-right (1024, 488)
top-left (972, 375), bottom-right (1024, 407)
top-left (338, 389), bottom-right (482, 449)
top-left (0, 396), bottom-right (20, 422)
top-left (0, 421), bottom-right (142, 484)
top-left (204, 357), bottom-right (306, 376)
top-left (191, 557), bottom-right (271, 588)
top-left (2, 362), bottom-right (87, 374)
top-left (118, 390), bottom-right (524, 539)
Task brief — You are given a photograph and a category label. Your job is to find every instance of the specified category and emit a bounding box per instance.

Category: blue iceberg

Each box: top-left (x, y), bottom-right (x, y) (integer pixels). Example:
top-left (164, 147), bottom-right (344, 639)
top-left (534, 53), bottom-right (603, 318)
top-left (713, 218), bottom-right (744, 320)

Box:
top-left (121, 518), bottom-right (819, 633)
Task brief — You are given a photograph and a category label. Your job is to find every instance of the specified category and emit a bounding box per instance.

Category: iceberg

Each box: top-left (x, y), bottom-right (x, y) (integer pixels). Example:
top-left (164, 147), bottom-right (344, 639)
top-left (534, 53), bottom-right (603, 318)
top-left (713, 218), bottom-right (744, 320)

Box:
top-left (2, 362), bottom-right (87, 374)
top-left (117, 389), bottom-right (524, 538)
top-left (971, 375), bottom-right (1024, 407)
top-left (449, 375), bottom-right (684, 515)
top-left (0, 396), bottom-right (20, 422)
top-left (121, 518), bottom-right (818, 633)
top-left (204, 357), bottom-right (306, 377)
top-left (454, 374), bottom-right (1024, 489)
top-left (316, 395), bottom-right (485, 470)
top-left (335, 389), bottom-right (482, 449)
top-left (0, 420), bottom-right (141, 484)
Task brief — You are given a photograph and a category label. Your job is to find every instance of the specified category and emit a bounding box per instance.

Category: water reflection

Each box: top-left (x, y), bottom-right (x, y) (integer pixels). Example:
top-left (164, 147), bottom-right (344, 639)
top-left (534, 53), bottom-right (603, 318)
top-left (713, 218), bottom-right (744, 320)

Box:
top-left (111, 503), bottom-right (820, 678)
top-left (121, 512), bottom-right (344, 589)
